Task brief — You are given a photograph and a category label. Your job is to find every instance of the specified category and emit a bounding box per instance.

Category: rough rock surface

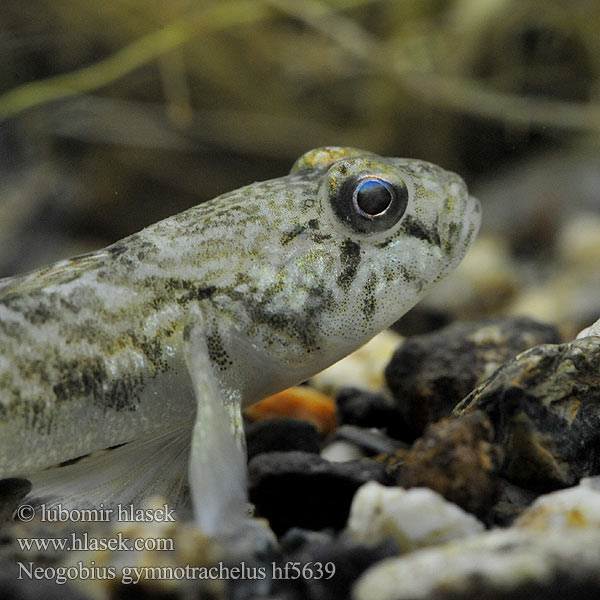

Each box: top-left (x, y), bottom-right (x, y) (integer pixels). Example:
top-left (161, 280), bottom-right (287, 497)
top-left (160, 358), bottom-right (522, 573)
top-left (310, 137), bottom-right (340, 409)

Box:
top-left (455, 337), bottom-right (600, 490)
top-left (390, 411), bottom-right (502, 518)
top-left (385, 317), bottom-right (560, 438)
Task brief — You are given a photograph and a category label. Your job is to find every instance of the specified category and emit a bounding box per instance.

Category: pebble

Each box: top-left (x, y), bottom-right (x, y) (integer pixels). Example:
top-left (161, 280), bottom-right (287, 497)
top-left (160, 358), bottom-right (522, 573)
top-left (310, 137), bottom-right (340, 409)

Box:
top-left (275, 528), bottom-right (398, 600)
top-left (320, 440), bottom-right (365, 463)
top-left (248, 451), bottom-right (387, 535)
top-left (455, 336), bottom-right (600, 490)
top-left (346, 481), bottom-right (483, 551)
top-left (356, 425), bottom-right (600, 600)
top-left (335, 387), bottom-right (411, 441)
top-left (353, 528), bottom-right (600, 600)
top-left (244, 386), bottom-right (337, 434)
top-left (577, 316), bottom-right (600, 339)
top-left (385, 316), bottom-right (560, 438)
top-left (245, 417), bottom-right (321, 461)
top-left (330, 425), bottom-right (406, 456)
top-left (516, 477), bottom-right (600, 531)
top-left (390, 411), bottom-right (502, 519)
top-left (391, 305), bottom-right (452, 337)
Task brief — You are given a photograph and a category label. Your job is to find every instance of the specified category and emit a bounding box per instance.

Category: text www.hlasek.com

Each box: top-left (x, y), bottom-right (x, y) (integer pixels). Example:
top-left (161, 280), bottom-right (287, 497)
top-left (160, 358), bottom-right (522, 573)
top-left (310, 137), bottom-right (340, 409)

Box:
top-left (16, 532), bottom-right (173, 553)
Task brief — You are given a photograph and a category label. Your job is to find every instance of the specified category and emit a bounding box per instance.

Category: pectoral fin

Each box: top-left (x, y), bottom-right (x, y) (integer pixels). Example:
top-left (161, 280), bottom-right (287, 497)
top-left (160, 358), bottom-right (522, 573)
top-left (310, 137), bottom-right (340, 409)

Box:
top-left (183, 303), bottom-right (248, 536)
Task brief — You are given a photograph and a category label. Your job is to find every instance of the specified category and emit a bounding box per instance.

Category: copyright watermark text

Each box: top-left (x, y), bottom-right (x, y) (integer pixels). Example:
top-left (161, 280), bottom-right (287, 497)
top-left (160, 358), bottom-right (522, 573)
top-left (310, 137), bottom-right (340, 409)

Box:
top-left (16, 502), bottom-right (175, 523)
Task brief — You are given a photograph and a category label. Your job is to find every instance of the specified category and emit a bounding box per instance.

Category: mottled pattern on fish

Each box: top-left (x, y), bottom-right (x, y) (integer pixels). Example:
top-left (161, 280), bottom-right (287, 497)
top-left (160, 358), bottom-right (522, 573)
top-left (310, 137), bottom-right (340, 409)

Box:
top-left (0, 147), bottom-right (480, 480)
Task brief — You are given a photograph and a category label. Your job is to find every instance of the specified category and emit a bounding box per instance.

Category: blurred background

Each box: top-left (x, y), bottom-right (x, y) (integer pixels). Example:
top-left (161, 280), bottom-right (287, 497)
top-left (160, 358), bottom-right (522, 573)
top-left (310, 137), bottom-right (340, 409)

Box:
top-left (1, 0), bottom-right (599, 336)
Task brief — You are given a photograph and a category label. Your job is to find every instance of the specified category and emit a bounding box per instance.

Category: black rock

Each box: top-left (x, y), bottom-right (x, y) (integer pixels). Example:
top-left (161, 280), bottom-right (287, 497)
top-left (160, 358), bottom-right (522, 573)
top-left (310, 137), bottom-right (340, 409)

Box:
top-left (246, 418), bottom-right (321, 461)
top-left (273, 531), bottom-right (398, 600)
top-left (385, 316), bottom-right (561, 438)
top-left (248, 451), bottom-right (387, 535)
top-left (455, 337), bottom-right (600, 491)
top-left (391, 306), bottom-right (452, 337)
top-left (336, 388), bottom-right (412, 441)
top-left (333, 425), bottom-right (407, 456)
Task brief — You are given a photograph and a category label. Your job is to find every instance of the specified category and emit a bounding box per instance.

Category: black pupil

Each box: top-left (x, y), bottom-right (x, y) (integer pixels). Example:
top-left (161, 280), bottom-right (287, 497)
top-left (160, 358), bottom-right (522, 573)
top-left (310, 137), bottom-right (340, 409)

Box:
top-left (355, 180), bottom-right (393, 216)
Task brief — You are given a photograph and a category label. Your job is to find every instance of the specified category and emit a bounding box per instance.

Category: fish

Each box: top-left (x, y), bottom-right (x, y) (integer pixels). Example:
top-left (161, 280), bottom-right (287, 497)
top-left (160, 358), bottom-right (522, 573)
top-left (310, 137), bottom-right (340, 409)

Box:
top-left (0, 147), bottom-right (480, 534)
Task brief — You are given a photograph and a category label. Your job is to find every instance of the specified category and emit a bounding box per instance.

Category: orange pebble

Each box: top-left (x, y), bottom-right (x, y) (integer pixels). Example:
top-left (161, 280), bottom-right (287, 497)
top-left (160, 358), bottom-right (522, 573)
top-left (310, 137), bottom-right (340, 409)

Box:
top-left (244, 386), bottom-right (337, 434)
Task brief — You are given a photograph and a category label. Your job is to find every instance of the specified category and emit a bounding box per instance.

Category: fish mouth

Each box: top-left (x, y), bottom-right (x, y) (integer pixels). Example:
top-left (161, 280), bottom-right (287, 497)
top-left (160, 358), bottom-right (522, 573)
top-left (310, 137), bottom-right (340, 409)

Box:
top-left (440, 192), bottom-right (482, 276)
top-left (458, 193), bottom-right (482, 258)
top-left (467, 194), bottom-right (482, 238)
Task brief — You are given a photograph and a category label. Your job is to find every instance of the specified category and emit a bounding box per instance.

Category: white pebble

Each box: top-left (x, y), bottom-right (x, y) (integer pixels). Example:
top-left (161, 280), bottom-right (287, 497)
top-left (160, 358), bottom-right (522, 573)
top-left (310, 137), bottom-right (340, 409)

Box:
top-left (516, 477), bottom-right (600, 530)
top-left (346, 481), bottom-right (483, 551)
top-left (320, 440), bottom-right (365, 462)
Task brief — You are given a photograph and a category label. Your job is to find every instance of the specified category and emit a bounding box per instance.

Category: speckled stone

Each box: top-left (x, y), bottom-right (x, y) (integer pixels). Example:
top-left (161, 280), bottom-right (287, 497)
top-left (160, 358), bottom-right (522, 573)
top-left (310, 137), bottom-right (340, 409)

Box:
top-left (248, 451), bottom-right (387, 535)
top-left (389, 411), bottom-right (502, 518)
top-left (455, 337), bottom-right (600, 490)
top-left (385, 317), bottom-right (560, 438)
top-left (353, 528), bottom-right (600, 600)
top-left (346, 481), bottom-right (483, 550)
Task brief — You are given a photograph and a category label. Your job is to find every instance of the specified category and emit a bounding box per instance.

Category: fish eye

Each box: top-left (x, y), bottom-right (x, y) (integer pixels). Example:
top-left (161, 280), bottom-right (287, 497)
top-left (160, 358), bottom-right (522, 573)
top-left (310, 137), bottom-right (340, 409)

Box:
top-left (354, 179), bottom-right (395, 217)
top-left (332, 175), bottom-right (409, 234)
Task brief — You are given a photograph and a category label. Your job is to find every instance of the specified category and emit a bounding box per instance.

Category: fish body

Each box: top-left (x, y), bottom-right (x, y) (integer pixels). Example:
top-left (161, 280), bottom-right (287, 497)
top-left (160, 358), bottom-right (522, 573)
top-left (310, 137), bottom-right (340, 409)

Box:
top-left (0, 147), bottom-right (480, 522)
